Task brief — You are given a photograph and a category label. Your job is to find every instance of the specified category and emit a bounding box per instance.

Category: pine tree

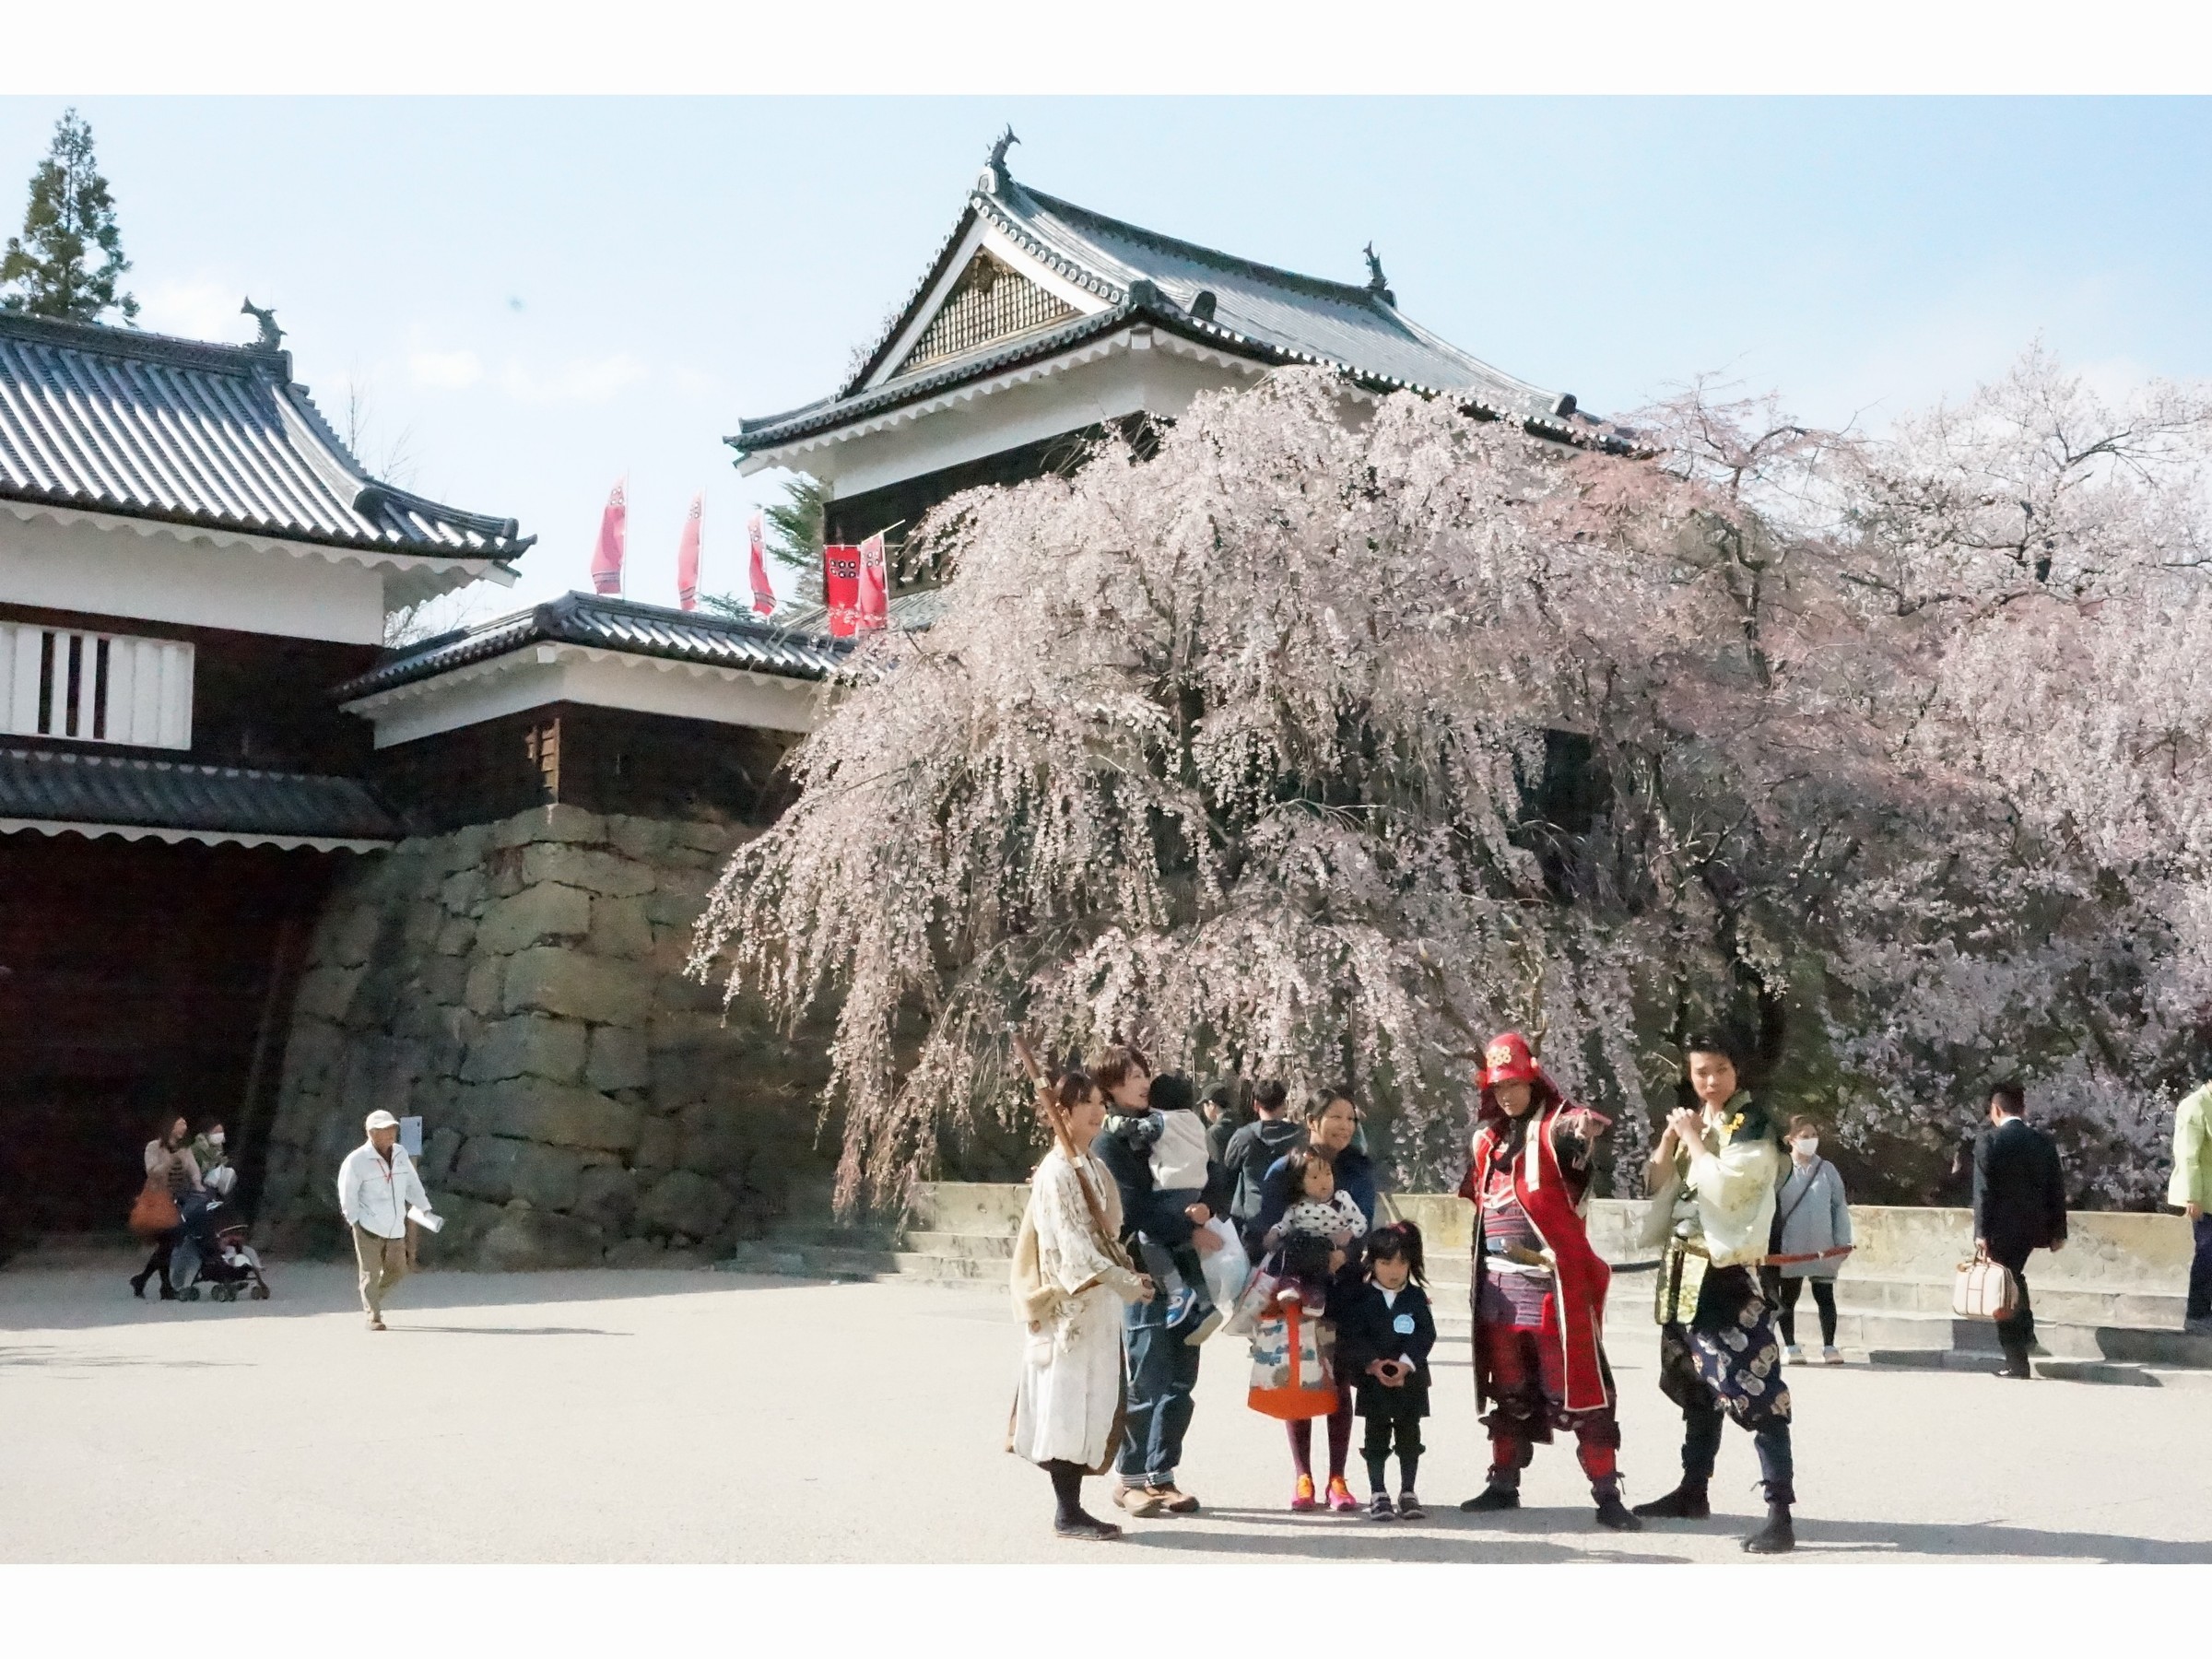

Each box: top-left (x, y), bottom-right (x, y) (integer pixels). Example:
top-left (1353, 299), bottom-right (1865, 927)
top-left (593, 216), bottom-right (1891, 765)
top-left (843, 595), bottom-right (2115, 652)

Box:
top-left (0, 109), bottom-right (138, 324)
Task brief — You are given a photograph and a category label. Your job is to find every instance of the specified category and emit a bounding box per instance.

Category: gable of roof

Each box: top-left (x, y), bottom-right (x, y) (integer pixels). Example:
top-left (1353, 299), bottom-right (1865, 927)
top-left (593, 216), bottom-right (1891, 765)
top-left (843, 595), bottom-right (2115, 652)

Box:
top-left (0, 312), bottom-right (532, 561)
top-left (334, 590), bottom-right (848, 703)
top-left (733, 159), bottom-right (1625, 460)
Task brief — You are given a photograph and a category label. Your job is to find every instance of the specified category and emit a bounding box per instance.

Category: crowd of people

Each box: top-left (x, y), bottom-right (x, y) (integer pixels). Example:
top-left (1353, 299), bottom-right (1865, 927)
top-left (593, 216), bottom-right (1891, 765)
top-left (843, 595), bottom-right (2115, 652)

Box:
top-left (1005, 1026), bottom-right (2163, 1550)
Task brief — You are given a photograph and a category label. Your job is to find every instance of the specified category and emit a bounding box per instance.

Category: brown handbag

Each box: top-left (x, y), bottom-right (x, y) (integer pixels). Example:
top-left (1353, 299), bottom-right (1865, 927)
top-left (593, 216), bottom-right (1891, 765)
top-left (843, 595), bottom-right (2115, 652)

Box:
top-left (1951, 1246), bottom-right (2019, 1321)
top-left (129, 1180), bottom-right (181, 1237)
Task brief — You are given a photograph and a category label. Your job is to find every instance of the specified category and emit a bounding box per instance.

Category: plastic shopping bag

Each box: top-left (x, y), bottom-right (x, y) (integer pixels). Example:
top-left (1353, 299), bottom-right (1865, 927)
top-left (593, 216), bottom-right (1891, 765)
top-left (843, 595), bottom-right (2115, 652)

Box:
top-left (1199, 1217), bottom-right (1250, 1312)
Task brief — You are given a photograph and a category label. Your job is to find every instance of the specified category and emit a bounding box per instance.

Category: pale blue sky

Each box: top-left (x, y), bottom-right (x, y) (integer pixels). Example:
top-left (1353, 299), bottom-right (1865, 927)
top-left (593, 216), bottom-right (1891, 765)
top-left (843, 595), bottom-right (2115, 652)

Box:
top-left (3, 97), bottom-right (2207, 614)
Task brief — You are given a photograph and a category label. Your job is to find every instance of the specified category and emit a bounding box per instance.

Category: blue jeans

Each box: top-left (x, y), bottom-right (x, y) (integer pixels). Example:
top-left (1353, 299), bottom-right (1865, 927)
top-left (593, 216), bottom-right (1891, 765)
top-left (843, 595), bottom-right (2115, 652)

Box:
top-left (1116, 1292), bottom-right (1201, 1487)
top-left (2190, 1215), bottom-right (2211, 1322)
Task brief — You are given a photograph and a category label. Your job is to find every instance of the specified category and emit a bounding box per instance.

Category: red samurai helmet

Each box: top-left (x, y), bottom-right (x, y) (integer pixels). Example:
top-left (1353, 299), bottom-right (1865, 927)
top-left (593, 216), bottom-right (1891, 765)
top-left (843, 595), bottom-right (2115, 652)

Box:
top-left (1476, 1030), bottom-right (1564, 1119)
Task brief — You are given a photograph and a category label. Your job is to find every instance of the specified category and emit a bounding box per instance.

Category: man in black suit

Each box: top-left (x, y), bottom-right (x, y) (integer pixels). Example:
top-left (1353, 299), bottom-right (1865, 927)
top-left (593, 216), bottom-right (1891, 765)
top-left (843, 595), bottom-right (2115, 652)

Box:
top-left (1972, 1083), bottom-right (2069, 1379)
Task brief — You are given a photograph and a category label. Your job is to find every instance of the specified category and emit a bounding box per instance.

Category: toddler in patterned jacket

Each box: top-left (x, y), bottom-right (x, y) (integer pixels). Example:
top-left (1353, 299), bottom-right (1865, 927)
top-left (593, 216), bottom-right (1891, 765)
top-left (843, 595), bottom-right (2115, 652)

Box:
top-left (1263, 1148), bottom-right (1367, 1314)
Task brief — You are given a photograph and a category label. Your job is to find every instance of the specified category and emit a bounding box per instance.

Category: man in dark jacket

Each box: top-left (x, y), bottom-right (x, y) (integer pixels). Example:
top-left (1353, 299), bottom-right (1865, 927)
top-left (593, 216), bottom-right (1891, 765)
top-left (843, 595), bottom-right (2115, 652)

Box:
top-left (1973, 1083), bottom-right (2069, 1379)
top-left (1222, 1080), bottom-right (1305, 1238)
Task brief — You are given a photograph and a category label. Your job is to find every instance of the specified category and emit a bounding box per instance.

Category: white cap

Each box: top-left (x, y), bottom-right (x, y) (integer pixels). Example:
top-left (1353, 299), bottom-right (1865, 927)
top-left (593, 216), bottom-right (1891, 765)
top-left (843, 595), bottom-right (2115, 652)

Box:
top-left (364, 1110), bottom-right (401, 1132)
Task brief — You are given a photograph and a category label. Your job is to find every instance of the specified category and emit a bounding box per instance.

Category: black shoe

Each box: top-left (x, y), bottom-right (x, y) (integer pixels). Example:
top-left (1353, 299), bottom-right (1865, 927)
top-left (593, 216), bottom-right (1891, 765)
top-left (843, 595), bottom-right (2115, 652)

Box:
top-left (1742, 1501), bottom-right (1795, 1553)
top-left (1631, 1483), bottom-right (1710, 1520)
top-left (1594, 1493), bottom-right (1644, 1531)
top-left (1459, 1485), bottom-right (1520, 1513)
top-left (129, 1271), bottom-right (148, 1299)
top-left (1053, 1511), bottom-right (1124, 1541)
top-left (158, 1281), bottom-right (179, 1301)
top-left (1998, 1354), bottom-right (2034, 1379)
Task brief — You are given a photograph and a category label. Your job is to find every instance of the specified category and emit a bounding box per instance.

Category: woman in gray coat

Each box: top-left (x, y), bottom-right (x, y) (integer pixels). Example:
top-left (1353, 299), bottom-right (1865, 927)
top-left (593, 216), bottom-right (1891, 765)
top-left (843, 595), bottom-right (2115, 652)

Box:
top-left (1772, 1114), bottom-right (1853, 1364)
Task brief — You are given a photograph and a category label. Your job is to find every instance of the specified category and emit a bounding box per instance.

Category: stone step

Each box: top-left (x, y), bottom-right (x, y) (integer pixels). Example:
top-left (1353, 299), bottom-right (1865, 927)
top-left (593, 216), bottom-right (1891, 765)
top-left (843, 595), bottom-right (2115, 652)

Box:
top-left (900, 1230), bottom-right (1015, 1261)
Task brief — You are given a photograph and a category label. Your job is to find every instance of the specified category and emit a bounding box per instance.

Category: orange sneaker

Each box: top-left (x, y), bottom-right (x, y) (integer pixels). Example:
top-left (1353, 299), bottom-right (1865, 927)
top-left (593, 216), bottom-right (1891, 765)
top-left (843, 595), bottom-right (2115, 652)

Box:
top-left (1326, 1475), bottom-right (1359, 1512)
top-left (1290, 1474), bottom-right (1318, 1512)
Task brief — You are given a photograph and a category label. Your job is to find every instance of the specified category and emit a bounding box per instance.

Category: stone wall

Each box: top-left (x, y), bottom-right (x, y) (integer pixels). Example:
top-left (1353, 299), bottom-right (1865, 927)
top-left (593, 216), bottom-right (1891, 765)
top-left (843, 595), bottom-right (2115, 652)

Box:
top-left (257, 803), bottom-right (836, 1268)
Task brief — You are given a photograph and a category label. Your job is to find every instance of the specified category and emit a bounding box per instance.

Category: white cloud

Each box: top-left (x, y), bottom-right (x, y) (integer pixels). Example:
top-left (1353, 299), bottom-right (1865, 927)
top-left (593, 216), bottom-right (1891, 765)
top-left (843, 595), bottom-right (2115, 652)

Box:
top-left (498, 352), bottom-right (651, 406)
top-left (136, 278), bottom-right (252, 345)
top-left (408, 347), bottom-right (485, 390)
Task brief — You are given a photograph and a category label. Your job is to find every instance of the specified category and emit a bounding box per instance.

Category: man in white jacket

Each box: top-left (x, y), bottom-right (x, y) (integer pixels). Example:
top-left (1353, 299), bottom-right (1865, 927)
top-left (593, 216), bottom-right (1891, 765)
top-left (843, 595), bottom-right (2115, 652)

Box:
top-left (337, 1110), bottom-right (436, 1331)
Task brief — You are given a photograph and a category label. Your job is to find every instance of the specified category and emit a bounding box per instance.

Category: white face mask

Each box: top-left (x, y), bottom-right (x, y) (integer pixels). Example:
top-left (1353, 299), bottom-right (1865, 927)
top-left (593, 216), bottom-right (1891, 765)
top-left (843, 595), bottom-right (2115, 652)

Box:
top-left (208, 1132), bottom-right (225, 1147)
top-left (1793, 1136), bottom-right (1818, 1159)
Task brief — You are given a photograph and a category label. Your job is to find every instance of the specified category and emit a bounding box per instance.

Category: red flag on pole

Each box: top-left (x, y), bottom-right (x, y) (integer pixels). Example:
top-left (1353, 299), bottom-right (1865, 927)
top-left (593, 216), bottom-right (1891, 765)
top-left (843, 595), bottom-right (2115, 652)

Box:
top-left (747, 511), bottom-right (775, 617)
top-left (857, 531), bottom-right (888, 632)
top-left (822, 545), bottom-right (860, 638)
top-left (591, 478), bottom-right (627, 595)
top-left (676, 492), bottom-right (703, 612)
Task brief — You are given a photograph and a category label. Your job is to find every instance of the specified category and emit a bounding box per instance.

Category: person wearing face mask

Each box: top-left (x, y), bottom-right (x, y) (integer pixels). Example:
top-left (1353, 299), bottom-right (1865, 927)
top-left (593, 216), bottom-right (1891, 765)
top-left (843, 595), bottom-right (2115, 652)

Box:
top-left (192, 1121), bottom-right (236, 1199)
top-left (1771, 1116), bottom-right (1853, 1365)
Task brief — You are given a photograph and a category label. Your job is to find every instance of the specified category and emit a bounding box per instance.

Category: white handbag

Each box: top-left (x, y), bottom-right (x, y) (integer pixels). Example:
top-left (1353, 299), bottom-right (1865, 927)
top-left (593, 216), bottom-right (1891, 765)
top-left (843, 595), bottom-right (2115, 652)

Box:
top-left (1951, 1248), bottom-right (2020, 1321)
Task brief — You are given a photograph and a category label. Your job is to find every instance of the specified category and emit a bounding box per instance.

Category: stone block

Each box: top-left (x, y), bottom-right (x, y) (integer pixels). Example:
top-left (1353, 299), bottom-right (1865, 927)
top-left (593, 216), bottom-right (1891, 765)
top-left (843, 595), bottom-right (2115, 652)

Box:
top-left (435, 822), bottom-right (492, 873)
top-left (655, 966), bottom-right (725, 1015)
top-left (633, 1115), bottom-right (680, 1171)
top-left (492, 803), bottom-right (608, 850)
top-left (433, 917), bottom-right (477, 956)
top-left (324, 904), bottom-right (385, 969)
top-left (461, 1014), bottom-right (589, 1085)
top-left (449, 1134), bottom-right (527, 1204)
top-left (573, 1163), bottom-right (639, 1231)
top-left (278, 1019), bottom-right (346, 1098)
top-left (439, 867), bottom-right (489, 915)
top-left (604, 1236), bottom-right (666, 1268)
top-left (464, 1078), bottom-right (642, 1152)
top-left (292, 963), bottom-right (369, 1025)
top-left (463, 958), bottom-right (504, 1017)
top-left (589, 894), bottom-right (655, 959)
top-left (502, 947), bottom-right (653, 1027)
top-left (339, 1035), bottom-right (428, 1123)
top-left (674, 818), bottom-right (739, 854)
top-left (640, 1169), bottom-right (734, 1239)
top-left (606, 816), bottom-right (673, 862)
top-left (677, 1100), bottom-right (754, 1177)
top-left (520, 841), bottom-right (657, 899)
top-left (417, 954), bottom-right (469, 1008)
top-left (419, 1124), bottom-right (464, 1184)
top-left (477, 882), bottom-right (593, 956)
top-left (649, 1044), bottom-right (716, 1115)
top-left (477, 1204), bottom-right (605, 1271)
top-left (585, 1025), bottom-right (652, 1093)
top-left (642, 890), bottom-right (707, 931)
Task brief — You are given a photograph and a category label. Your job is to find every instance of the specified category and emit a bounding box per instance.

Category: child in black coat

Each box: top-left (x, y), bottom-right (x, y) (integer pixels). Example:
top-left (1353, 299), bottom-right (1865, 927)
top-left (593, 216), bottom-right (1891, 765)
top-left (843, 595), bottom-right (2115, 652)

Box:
top-left (1335, 1222), bottom-right (1436, 1520)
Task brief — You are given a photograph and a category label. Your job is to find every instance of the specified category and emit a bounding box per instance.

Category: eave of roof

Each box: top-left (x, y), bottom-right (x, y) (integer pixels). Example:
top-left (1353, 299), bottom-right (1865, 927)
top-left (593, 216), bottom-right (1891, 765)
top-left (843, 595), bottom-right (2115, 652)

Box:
top-left (0, 742), bottom-right (398, 849)
top-left (0, 312), bottom-right (534, 561)
top-left (334, 591), bottom-right (851, 702)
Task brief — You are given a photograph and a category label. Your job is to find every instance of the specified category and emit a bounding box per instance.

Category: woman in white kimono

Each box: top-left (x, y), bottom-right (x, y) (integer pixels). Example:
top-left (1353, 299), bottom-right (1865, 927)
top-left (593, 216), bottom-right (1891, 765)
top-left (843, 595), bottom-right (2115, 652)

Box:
top-left (1009, 1065), bottom-right (1156, 1540)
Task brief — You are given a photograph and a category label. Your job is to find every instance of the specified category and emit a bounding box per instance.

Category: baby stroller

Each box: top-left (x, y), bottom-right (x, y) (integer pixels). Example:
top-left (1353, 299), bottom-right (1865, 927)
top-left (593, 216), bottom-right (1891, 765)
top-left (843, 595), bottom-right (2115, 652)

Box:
top-left (168, 1178), bottom-right (271, 1303)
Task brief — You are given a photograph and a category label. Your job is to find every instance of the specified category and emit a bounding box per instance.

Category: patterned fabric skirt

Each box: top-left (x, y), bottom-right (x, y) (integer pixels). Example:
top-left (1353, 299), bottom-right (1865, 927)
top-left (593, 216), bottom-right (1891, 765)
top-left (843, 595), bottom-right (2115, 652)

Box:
top-left (1657, 1268), bottom-right (1792, 1430)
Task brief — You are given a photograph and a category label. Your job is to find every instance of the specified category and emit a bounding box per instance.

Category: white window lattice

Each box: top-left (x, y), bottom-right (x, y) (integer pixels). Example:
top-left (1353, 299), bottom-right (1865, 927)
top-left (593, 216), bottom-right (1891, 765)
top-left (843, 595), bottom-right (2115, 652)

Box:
top-left (0, 623), bottom-right (193, 749)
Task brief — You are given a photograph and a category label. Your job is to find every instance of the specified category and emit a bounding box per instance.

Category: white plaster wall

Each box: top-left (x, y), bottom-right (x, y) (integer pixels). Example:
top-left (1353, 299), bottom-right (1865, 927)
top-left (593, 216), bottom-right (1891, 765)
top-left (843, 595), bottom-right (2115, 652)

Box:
top-left (0, 511), bottom-right (394, 644)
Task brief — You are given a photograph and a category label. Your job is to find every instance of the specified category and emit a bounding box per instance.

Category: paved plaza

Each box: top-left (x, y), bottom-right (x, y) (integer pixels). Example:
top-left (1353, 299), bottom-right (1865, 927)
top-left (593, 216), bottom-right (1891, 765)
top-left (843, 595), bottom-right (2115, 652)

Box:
top-left (2, 1253), bottom-right (2207, 1564)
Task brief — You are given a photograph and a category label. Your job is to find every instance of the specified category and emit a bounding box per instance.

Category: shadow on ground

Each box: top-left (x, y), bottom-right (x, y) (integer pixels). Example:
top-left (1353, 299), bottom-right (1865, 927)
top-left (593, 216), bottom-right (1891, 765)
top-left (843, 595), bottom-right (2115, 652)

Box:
top-left (1119, 1503), bottom-right (2212, 1565)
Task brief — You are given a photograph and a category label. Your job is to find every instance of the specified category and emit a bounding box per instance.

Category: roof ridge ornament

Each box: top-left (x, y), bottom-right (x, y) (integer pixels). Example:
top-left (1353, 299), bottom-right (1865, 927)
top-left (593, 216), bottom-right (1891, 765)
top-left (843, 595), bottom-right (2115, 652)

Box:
top-left (980, 125), bottom-right (1018, 194)
top-left (1361, 243), bottom-right (1394, 306)
top-left (241, 296), bottom-right (284, 351)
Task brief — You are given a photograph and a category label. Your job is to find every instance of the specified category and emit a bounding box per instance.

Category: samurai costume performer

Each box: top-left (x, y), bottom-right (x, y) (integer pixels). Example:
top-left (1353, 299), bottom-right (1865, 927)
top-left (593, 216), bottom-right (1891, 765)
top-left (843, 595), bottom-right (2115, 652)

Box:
top-left (1633, 1089), bottom-right (1797, 1553)
top-left (1455, 1032), bottom-right (1639, 1531)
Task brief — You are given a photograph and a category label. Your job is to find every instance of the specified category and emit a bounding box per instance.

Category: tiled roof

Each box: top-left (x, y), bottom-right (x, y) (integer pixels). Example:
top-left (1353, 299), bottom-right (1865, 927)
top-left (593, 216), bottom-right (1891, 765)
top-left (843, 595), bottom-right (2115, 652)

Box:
top-left (0, 312), bottom-right (532, 560)
top-left (335, 591), bottom-right (848, 701)
top-left (732, 164), bottom-right (1624, 457)
top-left (0, 744), bottom-right (397, 845)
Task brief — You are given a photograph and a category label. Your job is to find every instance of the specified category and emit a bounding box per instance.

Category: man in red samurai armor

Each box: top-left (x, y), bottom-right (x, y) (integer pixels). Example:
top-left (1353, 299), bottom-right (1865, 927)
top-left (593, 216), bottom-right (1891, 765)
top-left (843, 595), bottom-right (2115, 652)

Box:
top-left (1456, 1031), bottom-right (1641, 1530)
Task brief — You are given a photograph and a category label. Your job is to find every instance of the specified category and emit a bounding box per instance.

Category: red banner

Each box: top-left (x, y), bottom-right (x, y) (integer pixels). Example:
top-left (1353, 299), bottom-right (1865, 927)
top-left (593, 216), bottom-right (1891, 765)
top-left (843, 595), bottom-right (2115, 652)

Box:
top-left (676, 491), bottom-right (702, 611)
top-left (857, 532), bottom-right (888, 632)
top-left (822, 544), bottom-right (861, 637)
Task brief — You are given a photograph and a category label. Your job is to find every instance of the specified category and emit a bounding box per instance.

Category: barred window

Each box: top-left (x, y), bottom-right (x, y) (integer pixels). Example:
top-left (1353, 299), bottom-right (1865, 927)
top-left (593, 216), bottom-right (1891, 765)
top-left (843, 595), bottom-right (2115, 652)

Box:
top-left (0, 622), bottom-right (194, 750)
top-left (893, 253), bottom-right (1077, 378)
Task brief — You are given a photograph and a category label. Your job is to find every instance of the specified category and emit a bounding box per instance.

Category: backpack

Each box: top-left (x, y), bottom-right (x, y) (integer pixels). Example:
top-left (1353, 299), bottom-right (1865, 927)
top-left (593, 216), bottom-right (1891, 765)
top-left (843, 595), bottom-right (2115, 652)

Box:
top-left (1230, 1120), bottom-right (1306, 1222)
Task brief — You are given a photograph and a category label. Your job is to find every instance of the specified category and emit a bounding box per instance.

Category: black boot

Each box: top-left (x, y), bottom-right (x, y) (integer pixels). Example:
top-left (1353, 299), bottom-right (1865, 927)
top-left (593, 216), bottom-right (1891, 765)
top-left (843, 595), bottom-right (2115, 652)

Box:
top-left (1594, 1489), bottom-right (1643, 1531)
top-left (1630, 1479), bottom-right (1710, 1520)
top-left (1742, 1500), bottom-right (1795, 1553)
top-left (1458, 1484), bottom-right (1521, 1513)
top-left (129, 1269), bottom-right (149, 1299)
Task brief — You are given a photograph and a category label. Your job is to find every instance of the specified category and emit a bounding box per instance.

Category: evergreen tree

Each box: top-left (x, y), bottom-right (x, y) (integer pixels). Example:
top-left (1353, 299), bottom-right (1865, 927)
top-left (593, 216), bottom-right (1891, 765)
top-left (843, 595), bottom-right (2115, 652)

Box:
top-left (0, 109), bottom-right (138, 324)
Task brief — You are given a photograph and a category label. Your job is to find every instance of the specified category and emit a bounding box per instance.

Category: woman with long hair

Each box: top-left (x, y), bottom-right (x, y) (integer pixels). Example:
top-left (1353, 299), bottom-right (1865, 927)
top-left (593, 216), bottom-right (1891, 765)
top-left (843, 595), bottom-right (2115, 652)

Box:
top-left (130, 1113), bottom-right (202, 1300)
top-left (1007, 1062), bottom-right (1156, 1541)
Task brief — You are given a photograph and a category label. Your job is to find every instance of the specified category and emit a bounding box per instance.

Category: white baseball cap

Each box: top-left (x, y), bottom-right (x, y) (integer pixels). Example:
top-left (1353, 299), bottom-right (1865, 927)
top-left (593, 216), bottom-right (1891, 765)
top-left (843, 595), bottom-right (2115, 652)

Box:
top-left (364, 1110), bottom-right (401, 1132)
